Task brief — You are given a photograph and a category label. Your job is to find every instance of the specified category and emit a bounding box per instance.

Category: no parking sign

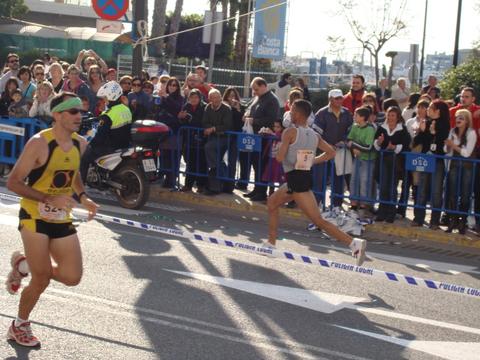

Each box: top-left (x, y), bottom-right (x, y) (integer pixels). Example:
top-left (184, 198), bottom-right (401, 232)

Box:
top-left (92, 0), bottom-right (129, 21)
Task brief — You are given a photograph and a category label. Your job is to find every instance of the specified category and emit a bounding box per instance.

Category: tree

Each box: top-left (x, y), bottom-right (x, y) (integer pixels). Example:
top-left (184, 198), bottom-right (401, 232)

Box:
top-left (166, 0), bottom-right (184, 58)
top-left (234, 0), bottom-right (252, 63)
top-left (0, 0), bottom-right (28, 18)
top-left (339, 0), bottom-right (407, 86)
top-left (151, 0), bottom-right (168, 57)
top-left (439, 58), bottom-right (480, 100)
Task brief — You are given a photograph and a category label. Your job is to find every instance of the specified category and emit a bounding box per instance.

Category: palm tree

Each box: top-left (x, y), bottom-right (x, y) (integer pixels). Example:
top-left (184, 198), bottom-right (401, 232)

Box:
top-left (166, 0), bottom-right (184, 58)
top-left (151, 0), bottom-right (168, 57)
top-left (234, 0), bottom-right (251, 63)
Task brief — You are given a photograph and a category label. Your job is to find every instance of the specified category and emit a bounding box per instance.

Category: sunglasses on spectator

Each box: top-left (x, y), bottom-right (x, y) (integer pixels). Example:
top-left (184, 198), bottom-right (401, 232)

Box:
top-left (456, 116), bottom-right (466, 121)
top-left (143, 86), bottom-right (153, 90)
top-left (8, 59), bottom-right (19, 63)
top-left (63, 108), bottom-right (81, 115)
top-left (132, 82), bottom-right (142, 87)
top-left (168, 83), bottom-right (178, 87)
top-left (35, 72), bottom-right (45, 76)
top-left (160, 80), bottom-right (168, 84)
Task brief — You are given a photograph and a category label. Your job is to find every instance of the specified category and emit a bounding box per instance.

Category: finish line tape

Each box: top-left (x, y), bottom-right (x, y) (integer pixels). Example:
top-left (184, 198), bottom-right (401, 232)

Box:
top-left (1, 192), bottom-right (479, 299)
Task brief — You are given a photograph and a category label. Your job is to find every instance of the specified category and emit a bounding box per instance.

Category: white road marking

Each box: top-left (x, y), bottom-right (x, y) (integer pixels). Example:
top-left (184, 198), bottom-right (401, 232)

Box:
top-left (168, 270), bottom-right (480, 336)
top-left (336, 326), bottom-right (480, 360)
top-left (0, 287), bottom-right (366, 360)
top-left (166, 269), bottom-right (367, 314)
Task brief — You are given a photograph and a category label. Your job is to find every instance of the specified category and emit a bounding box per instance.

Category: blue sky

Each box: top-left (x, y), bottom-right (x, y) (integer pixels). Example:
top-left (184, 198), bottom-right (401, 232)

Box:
top-left (147, 0), bottom-right (478, 65)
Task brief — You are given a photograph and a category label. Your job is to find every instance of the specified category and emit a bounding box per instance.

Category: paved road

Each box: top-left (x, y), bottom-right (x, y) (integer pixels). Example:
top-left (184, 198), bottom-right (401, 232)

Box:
top-left (1, 189), bottom-right (480, 360)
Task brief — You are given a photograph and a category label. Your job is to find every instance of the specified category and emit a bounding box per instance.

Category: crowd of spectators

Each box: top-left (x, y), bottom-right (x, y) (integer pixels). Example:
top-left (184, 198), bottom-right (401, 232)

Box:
top-left (1, 52), bottom-right (479, 233)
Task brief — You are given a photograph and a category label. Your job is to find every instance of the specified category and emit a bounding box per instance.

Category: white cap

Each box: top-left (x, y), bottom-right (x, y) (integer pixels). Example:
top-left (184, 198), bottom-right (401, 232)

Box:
top-left (328, 89), bottom-right (343, 98)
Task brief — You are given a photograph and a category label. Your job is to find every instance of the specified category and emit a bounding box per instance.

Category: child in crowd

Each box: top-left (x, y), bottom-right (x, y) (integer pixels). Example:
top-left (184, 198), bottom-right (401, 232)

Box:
top-left (8, 89), bottom-right (28, 118)
top-left (29, 81), bottom-right (55, 123)
top-left (347, 106), bottom-right (376, 215)
top-left (261, 120), bottom-right (285, 195)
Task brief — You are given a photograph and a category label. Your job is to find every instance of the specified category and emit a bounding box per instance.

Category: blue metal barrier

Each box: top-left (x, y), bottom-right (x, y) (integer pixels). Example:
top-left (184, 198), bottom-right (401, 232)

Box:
top-left (0, 117), bottom-right (48, 165)
top-left (162, 126), bottom-right (480, 219)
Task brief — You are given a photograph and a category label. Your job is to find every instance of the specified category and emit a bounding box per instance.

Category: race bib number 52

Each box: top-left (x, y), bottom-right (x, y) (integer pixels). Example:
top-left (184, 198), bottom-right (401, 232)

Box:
top-left (38, 203), bottom-right (67, 221)
top-left (295, 150), bottom-right (314, 170)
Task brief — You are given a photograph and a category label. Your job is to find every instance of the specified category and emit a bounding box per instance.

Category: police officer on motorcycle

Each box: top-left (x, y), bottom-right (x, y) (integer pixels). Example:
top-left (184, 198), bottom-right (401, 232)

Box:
top-left (80, 81), bottom-right (133, 182)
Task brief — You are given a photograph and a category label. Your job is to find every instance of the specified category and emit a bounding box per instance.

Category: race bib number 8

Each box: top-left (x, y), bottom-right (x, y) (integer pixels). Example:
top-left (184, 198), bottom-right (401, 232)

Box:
top-left (38, 203), bottom-right (67, 221)
top-left (295, 150), bottom-right (314, 170)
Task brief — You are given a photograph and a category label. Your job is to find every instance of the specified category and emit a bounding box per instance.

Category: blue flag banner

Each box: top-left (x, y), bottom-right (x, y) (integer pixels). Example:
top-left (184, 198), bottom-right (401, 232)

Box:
top-left (252, 0), bottom-right (287, 60)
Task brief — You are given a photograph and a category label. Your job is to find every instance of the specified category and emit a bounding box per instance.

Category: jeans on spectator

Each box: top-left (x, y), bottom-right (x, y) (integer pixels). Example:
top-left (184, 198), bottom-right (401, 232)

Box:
top-left (205, 136), bottom-right (228, 170)
top-left (238, 151), bottom-right (252, 185)
top-left (225, 135), bottom-right (238, 192)
top-left (446, 160), bottom-right (473, 225)
top-left (183, 140), bottom-right (207, 189)
top-left (251, 138), bottom-right (269, 197)
top-left (377, 155), bottom-right (399, 221)
top-left (397, 171), bottom-right (416, 217)
top-left (413, 159), bottom-right (446, 225)
top-left (350, 159), bottom-right (375, 206)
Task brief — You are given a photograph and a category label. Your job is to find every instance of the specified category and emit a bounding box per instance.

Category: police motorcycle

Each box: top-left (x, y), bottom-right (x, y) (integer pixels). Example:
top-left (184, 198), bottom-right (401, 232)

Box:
top-left (80, 83), bottom-right (170, 209)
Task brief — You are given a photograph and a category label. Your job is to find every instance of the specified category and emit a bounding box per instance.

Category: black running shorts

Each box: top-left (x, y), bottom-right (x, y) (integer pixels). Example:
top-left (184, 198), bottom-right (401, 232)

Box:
top-left (19, 219), bottom-right (77, 239)
top-left (286, 170), bottom-right (313, 194)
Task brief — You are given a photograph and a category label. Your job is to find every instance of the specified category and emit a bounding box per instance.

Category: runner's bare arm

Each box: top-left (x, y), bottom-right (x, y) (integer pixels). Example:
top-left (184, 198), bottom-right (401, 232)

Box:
top-left (276, 128), bottom-right (296, 162)
top-left (6, 135), bottom-right (50, 202)
top-left (313, 134), bottom-right (335, 164)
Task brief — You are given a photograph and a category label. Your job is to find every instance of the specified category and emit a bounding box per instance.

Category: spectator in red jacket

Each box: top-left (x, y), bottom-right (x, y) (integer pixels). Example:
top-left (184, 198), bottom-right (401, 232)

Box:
top-left (449, 87), bottom-right (480, 130)
top-left (343, 74), bottom-right (365, 114)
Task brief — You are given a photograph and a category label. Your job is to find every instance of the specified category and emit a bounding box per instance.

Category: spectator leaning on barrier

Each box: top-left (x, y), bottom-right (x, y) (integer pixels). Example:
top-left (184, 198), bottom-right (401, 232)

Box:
top-left (373, 106), bottom-right (411, 223)
top-left (8, 89), bottom-right (28, 118)
top-left (343, 74), bottom-right (366, 114)
top-left (48, 62), bottom-right (64, 93)
top-left (202, 89), bottom-right (233, 195)
top-left (410, 100), bottom-right (450, 228)
top-left (347, 106), bottom-right (376, 215)
top-left (18, 66), bottom-right (36, 105)
top-left (0, 77), bottom-right (20, 116)
top-left (29, 81), bottom-right (54, 124)
top-left (391, 78), bottom-right (410, 111)
top-left (374, 78), bottom-right (391, 110)
top-left (0, 53), bottom-right (20, 93)
top-left (243, 77), bottom-right (281, 202)
top-left (178, 89), bottom-right (207, 193)
top-left (444, 109), bottom-right (478, 235)
top-left (314, 88), bottom-right (353, 209)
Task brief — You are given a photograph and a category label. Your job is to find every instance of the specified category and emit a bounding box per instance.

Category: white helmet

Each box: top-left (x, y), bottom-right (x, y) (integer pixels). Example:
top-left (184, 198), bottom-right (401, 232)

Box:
top-left (97, 81), bottom-right (123, 101)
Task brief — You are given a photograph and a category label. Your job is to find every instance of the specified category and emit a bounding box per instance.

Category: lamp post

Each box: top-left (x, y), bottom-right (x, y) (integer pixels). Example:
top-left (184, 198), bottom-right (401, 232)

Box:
top-left (453, 0), bottom-right (462, 66)
top-left (419, 0), bottom-right (428, 87)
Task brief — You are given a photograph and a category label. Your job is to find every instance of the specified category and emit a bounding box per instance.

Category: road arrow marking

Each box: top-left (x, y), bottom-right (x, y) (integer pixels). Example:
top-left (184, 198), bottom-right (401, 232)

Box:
top-left (165, 269), bottom-right (366, 314)
top-left (166, 270), bottom-right (480, 335)
top-left (335, 326), bottom-right (480, 360)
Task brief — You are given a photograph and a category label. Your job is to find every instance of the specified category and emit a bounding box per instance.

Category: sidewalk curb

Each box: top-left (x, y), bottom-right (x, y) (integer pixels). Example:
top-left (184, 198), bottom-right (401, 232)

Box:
top-left (151, 186), bottom-right (480, 250)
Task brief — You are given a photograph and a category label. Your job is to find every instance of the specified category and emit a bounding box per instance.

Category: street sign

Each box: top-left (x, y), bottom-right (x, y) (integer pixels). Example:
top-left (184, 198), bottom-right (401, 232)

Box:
top-left (92, 0), bottom-right (129, 21)
top-left (237, 133), bottom-right (261, 152)
top-left (96, 19), bottom-right (123, 34)
top-left (405, 153), bottom-right (436, 173)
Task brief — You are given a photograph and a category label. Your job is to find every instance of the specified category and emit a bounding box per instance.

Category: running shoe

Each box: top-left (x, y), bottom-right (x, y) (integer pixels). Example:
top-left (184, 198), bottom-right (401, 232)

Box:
top-left (350, 238), bottom-right (367, 266)
top-left (307, 223), bottom-right (318, 231)
top-left (260, 240), bottom-right (276, 258)
top-left (5, 251), bottom-right (28, 295)
top-left (7, 320), bottom-right (40, 347)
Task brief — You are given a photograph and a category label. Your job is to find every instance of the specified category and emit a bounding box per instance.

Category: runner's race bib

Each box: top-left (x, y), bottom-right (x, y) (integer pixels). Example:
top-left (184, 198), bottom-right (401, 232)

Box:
top-left (295, 150), bottom-right (314, 170)
top-left (38, 202), bottom-right (67, 221)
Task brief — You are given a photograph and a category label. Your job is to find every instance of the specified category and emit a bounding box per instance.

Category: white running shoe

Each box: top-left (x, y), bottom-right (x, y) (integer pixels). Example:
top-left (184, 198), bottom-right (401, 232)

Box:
top-left (350, 238), bottom-right (367, 266)
top-left (5, 251), bottom-right (28, 295)
top-left (307, 223), bottom-right (318, 231)
top-left (260, 240), bottom-right (276, 258)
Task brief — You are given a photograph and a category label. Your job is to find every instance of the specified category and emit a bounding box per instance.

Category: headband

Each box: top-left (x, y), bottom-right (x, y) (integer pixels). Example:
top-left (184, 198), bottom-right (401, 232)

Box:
top-left (51, 97), bottom-right (82, 113)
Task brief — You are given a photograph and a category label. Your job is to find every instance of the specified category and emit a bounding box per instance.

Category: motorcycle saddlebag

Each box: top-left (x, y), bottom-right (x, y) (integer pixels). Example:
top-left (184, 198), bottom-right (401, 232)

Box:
top-left (131, 120), bottom-right (170, 149)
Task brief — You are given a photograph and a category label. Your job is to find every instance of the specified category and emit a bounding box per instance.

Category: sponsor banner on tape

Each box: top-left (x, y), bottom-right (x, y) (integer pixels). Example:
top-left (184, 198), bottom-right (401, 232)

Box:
top-left (0, 124), bottom-right (25, 136)
top-left (1, 192), bottom-right (479, 299)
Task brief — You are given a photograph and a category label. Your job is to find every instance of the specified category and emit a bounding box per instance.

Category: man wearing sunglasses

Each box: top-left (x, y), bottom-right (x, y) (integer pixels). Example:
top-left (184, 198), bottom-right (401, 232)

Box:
top-left (0, 53), bottom-right (20, 93)
top-left (5, 92), bottom-right (99, 347)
